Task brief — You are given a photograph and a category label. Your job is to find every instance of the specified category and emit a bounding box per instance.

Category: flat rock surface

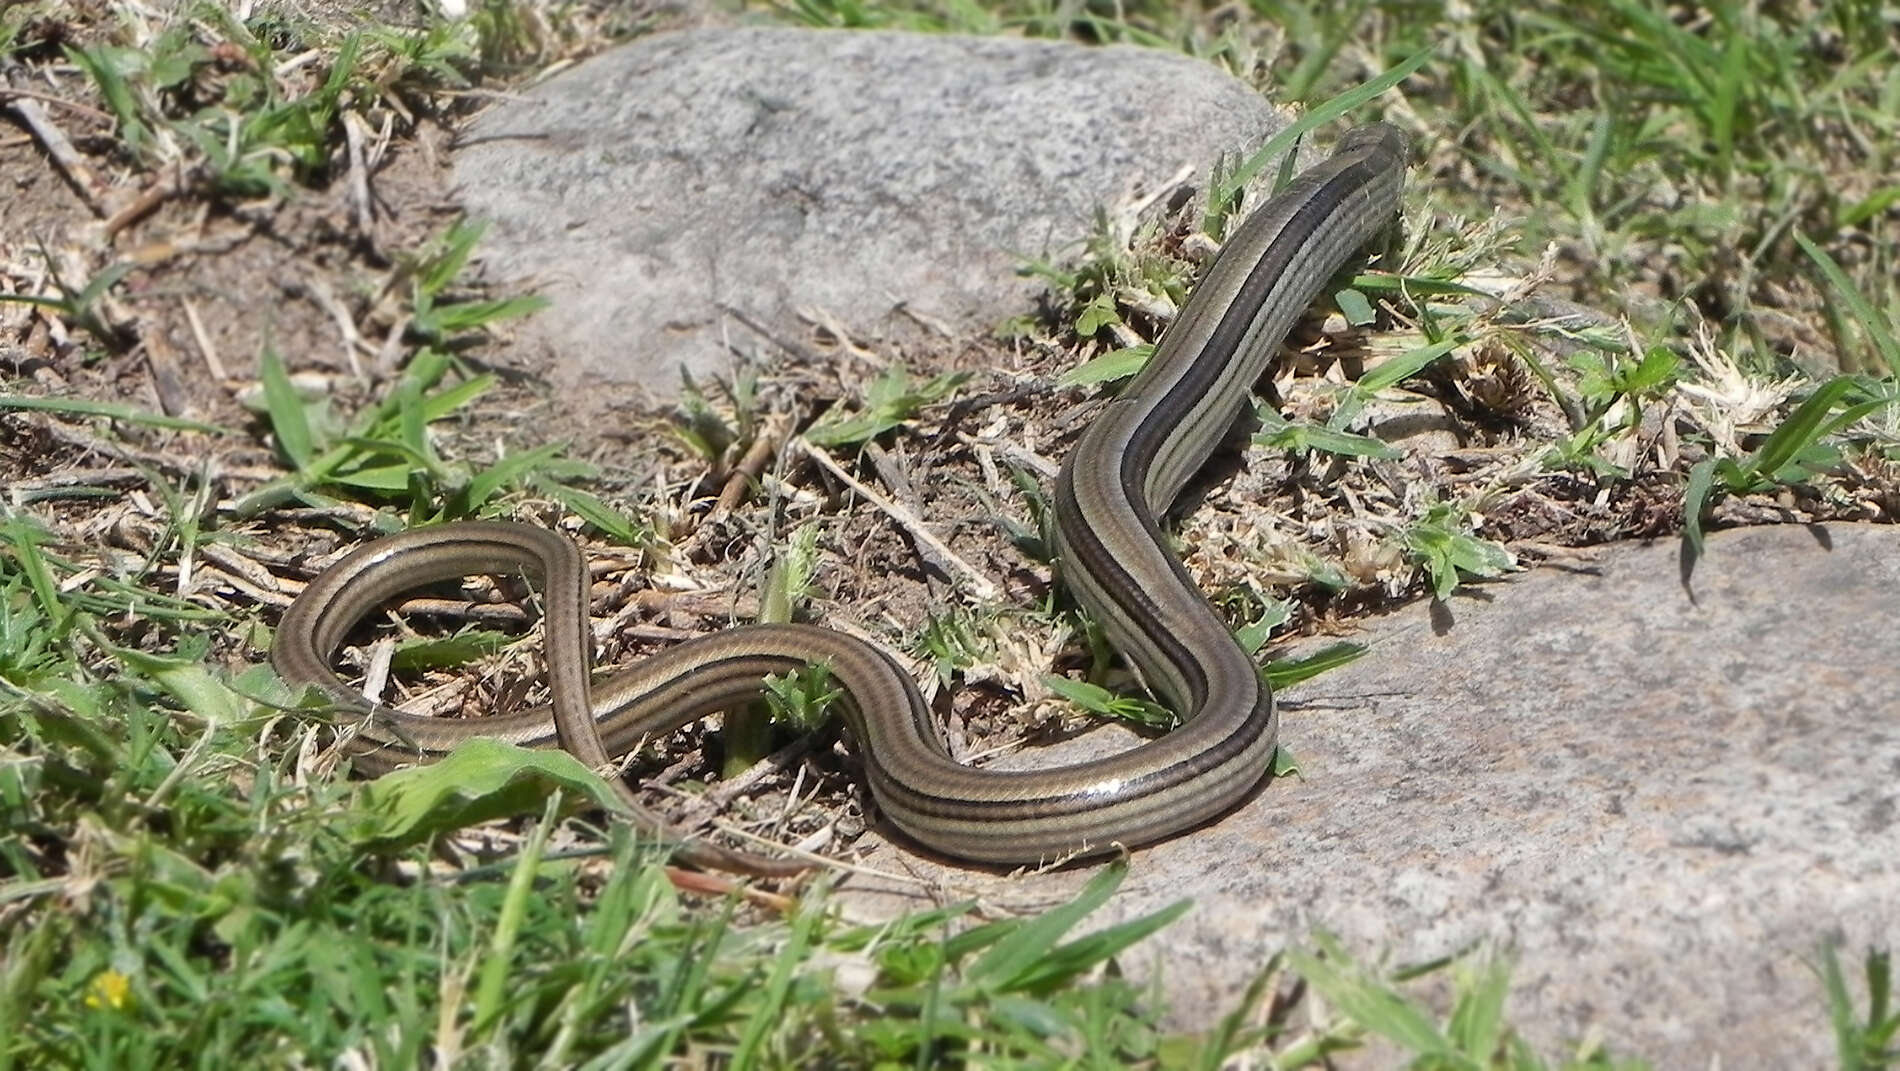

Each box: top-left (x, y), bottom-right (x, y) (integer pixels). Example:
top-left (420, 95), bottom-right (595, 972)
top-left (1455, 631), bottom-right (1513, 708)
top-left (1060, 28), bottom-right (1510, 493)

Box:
top-left (838, 523), bottom-right (1900, 1067)
top-left (452, 25), bottom-right (1283, 405)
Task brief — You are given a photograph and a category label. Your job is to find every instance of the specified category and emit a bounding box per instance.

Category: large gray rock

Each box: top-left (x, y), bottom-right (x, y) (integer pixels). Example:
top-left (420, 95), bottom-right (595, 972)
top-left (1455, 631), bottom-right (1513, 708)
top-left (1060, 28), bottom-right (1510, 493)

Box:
top-left (452, 26), bottom-right (1284, 402)
top-left (840, 524), bottom-right (1900, 1066)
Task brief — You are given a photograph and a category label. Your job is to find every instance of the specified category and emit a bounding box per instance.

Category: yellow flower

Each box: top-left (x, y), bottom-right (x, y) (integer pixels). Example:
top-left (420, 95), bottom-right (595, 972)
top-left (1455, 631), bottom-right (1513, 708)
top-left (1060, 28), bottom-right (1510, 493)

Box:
top-left (84, 970), bottom-right (131, 1011)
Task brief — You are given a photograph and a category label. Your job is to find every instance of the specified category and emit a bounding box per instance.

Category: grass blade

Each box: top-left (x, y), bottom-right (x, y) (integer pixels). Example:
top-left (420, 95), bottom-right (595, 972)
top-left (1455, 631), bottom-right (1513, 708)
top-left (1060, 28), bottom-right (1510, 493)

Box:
top-left (1738, 376), bottom-right (1857, 485)
top-left (472, 793), bottom-right (561, 1034)
top-left (731, 882), bottom-right (828, 1070)
top-left (1795, 233), bottom-right (1900, 377)
top-left (0, 394), bottom-right (230, 434)
top-left (463, 441), bottom-right (568, 514)
top-left (1286, 935), bottom-right (1447, 1056)
top-left (964, 861), bottom-right (1127, 993)
top-left (1353, 336), bottom-right (1462, 394)
top-left (1006, 898), bottom-right (1192, 994)
top-left (1265, 642), bottom-right (1367, 688)
top-left (1, 518), bottom-right (73, 634)
top-left (1203, 44), bottom-right (1434, 234)
top-left (258, 344), bottom-right (315, 470)
top-left (1681, 457), bottom-right (1717, 560)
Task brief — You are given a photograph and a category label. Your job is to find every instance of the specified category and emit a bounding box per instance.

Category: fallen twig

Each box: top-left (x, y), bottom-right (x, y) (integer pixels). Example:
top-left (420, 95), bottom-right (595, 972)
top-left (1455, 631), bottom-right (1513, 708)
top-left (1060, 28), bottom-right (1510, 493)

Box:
top-left (713, 412), bottom-right (789, 515)
top-left (798, 438), bottom-right (1000, 602)
top-left (1, 68), bottom-right (106, 217)
top-left (100, 173), bottom-right (181, 242)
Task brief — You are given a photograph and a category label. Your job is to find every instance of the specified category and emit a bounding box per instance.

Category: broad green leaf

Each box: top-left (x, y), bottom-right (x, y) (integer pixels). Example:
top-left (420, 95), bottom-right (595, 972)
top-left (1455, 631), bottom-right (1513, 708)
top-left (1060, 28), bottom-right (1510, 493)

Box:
top-left (1005, 897), bottom-right (1193, 994)
top-left (1255, 408), bottom-right (1403, 459)
top-left (1075, 293), bottom-right (1121, 336)
top-left (1624, 346), bottom-right (1681, 394)
top-left (1040, 673), bottom-right (1175, 730)
top-left (112, 648), bottom-right (252, 724)
top-left (349, 738), bottom-right (625, 846)
top-left (536, 479), bottom-right (647, 546)
top-left (330, 463), bottom-right (417, 491)
top-left (1737, 376), bottom-right (1858, 486)
top-left (1271, 746), bottom-right (1299, 777)
top-left (1058, 345), bottom-right (1153, 387)
top-left (804, 367), bottom-right (970, 447)
top-left (1356, 336), bottom-right (1462, 394)
top-left (1234, 593), bottom-right (1293, 655)
top-left (415, 372), bottom-right (496, 424)
top-left (387, 630), bottom-right (513, 672)
top-left (1446, 956), bottom-right (1513, 1060)
top-left (1334, 286), bottom-right (1376, 326)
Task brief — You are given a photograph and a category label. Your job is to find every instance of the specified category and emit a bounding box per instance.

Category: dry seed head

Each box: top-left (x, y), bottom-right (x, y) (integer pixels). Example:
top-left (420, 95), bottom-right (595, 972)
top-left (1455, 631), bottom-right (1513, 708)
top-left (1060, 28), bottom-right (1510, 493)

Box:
top-left (1446, 337), bottom-right (1537, 415)
top-left (1676, 326), bottom-right (1799, 454)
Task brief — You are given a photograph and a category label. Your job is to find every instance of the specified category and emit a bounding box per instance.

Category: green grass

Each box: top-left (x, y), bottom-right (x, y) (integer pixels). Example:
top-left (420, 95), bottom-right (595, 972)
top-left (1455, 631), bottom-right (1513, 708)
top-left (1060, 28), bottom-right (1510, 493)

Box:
top-left (804, 366), bottom-right (974, 448)
top-left (0, 252), bottom-right (135, 349)
top-left (3, 0), bottom-right (1897, 1067)
top-left (0, 583), bottom-right (1551, 1068)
